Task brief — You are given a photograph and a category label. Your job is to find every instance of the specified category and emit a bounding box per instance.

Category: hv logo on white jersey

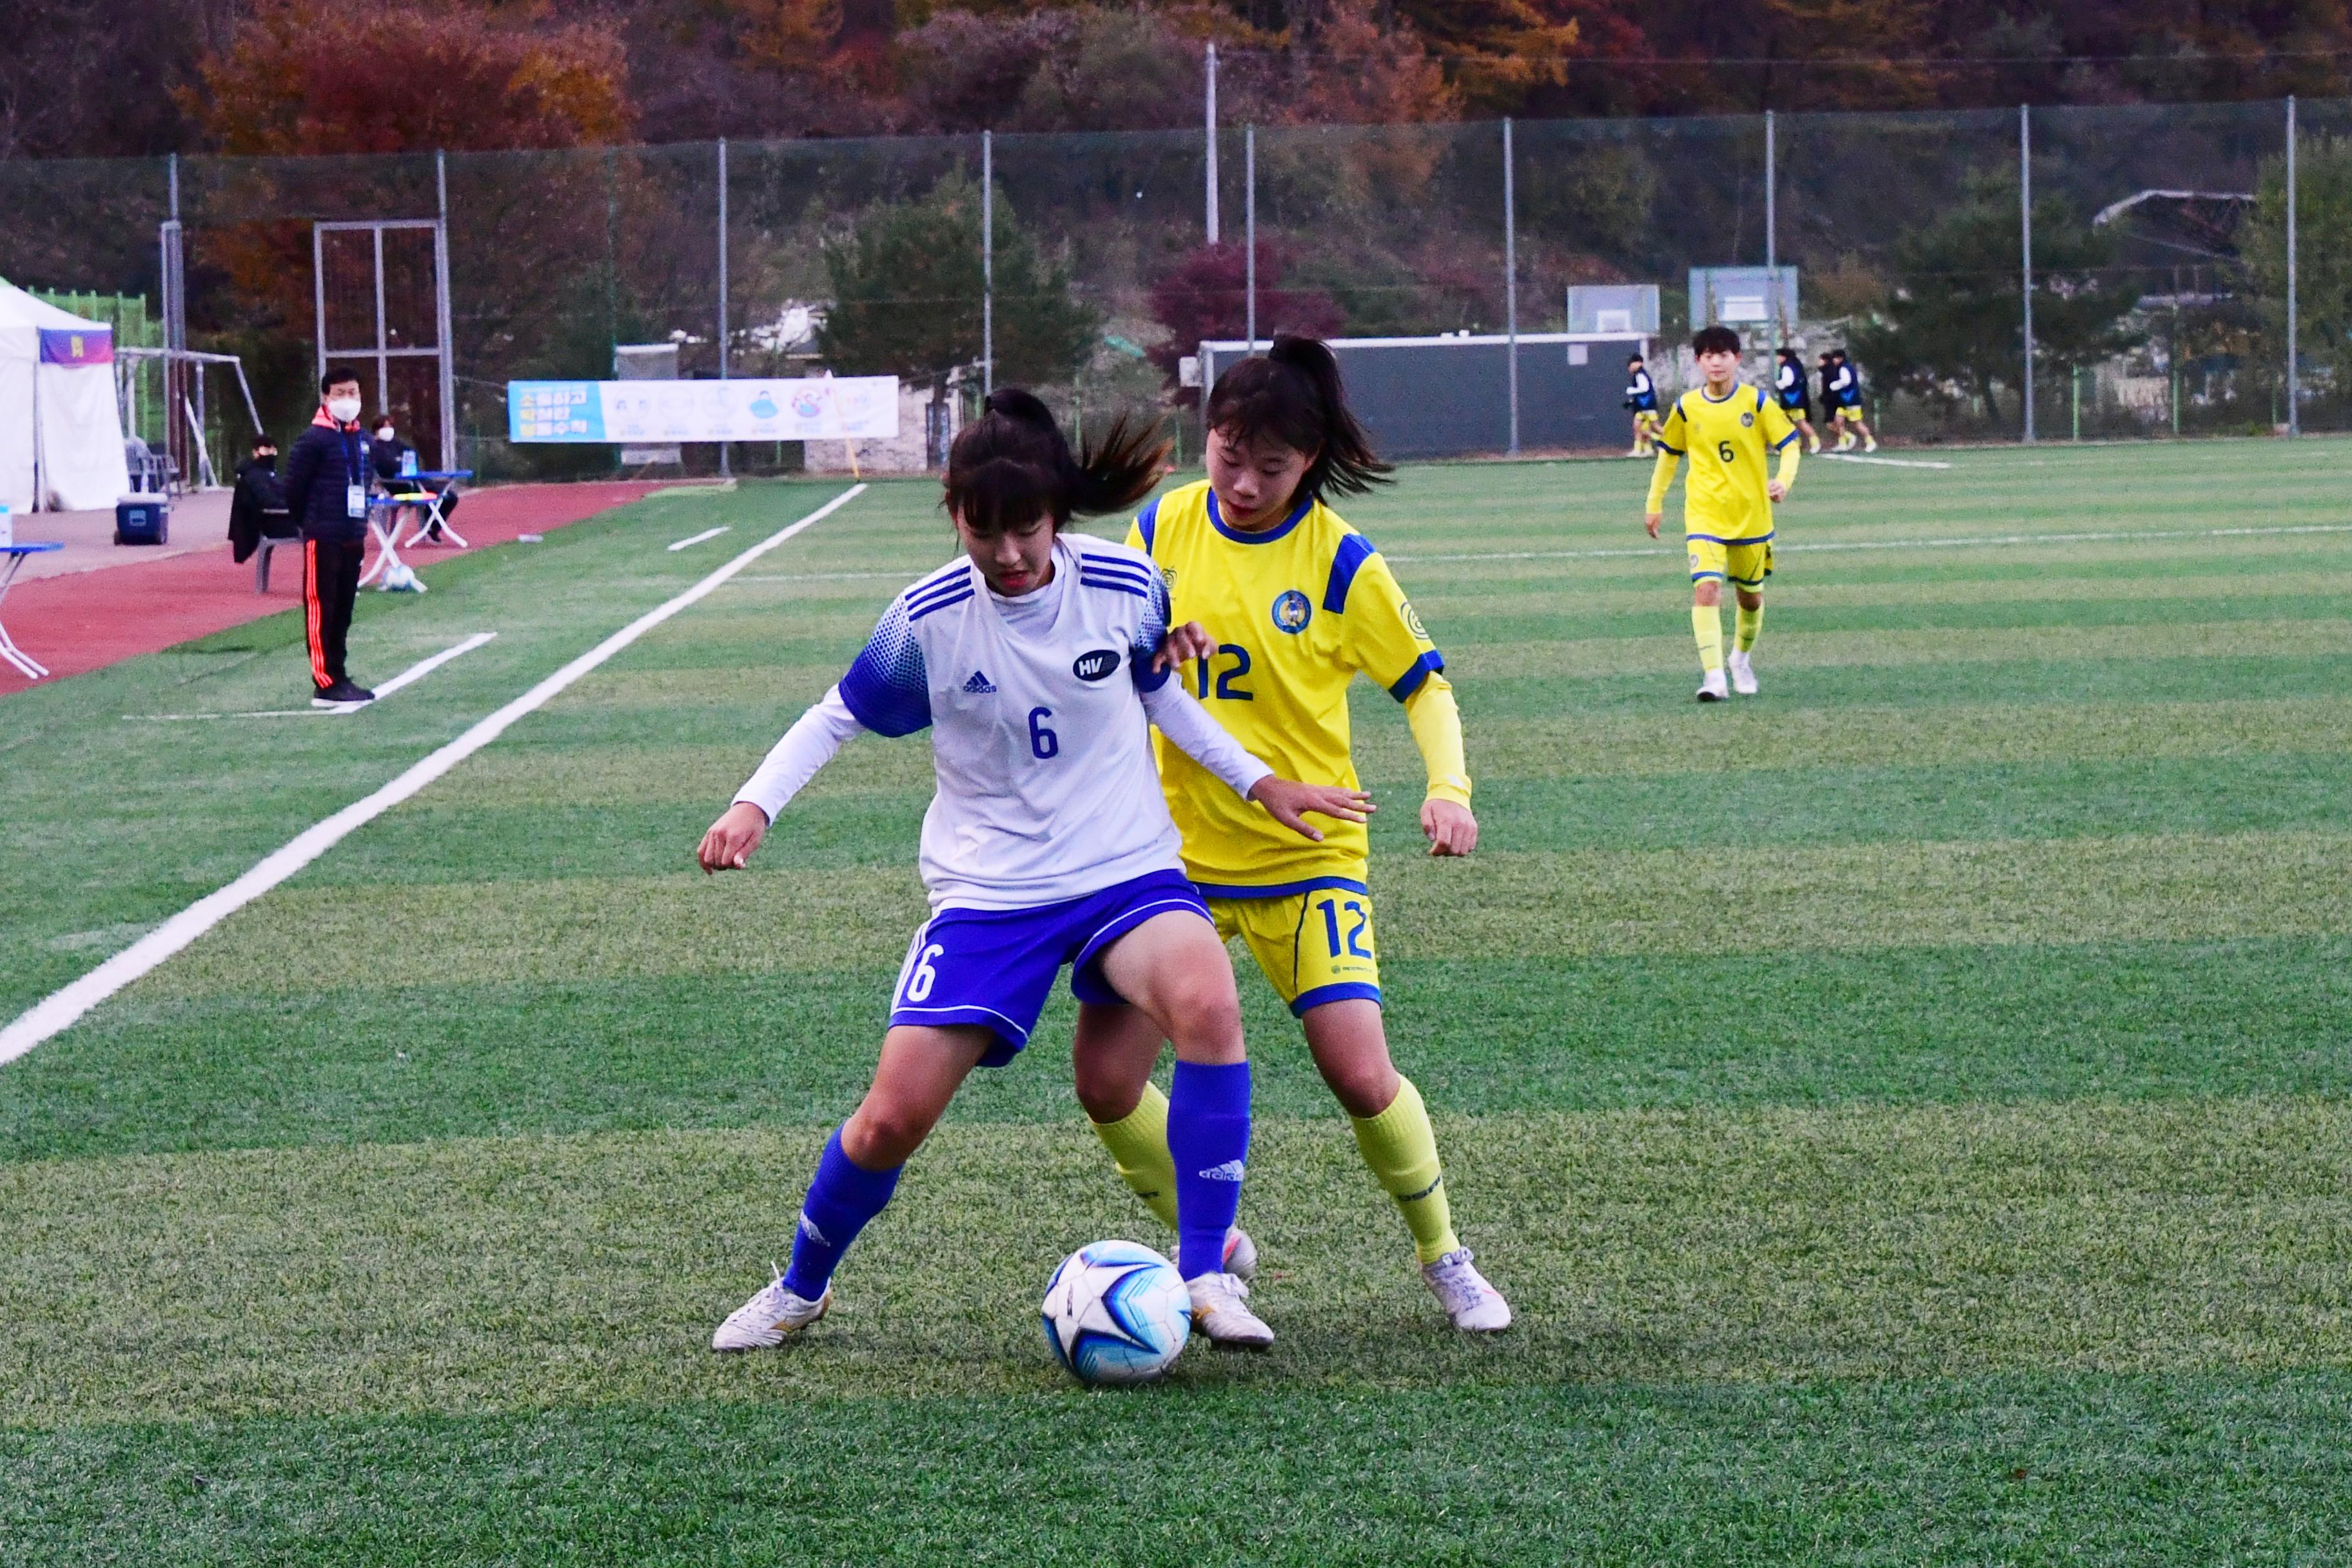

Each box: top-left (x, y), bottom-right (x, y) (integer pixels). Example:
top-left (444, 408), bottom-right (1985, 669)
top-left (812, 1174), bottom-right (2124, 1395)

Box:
top-left (1197, 1159), bottom-right (1247, 1182)
top-left (962, 670), bottom-right (997, 694)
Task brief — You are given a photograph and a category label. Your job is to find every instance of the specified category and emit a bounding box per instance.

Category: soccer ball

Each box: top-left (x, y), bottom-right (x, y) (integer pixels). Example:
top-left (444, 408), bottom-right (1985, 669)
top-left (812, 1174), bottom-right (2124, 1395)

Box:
top-left (1041, 1240), bottom-right (1191, 1385)
top-left (380, 562), bottom-right (426, 594)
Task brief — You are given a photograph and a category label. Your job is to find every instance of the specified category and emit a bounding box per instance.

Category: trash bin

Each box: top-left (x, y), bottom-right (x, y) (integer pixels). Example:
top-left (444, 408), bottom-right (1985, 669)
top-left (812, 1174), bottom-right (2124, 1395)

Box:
top-left (115, 493), bottom-right (169, 546)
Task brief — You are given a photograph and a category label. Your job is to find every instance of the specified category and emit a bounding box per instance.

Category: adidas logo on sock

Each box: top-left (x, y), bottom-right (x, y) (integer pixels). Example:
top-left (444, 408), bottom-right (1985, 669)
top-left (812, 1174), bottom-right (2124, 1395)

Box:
top-left (1196, 1159), bottom-right (1247, 1182)
top-left (798, 1213), bottom-right (830, 1246)
top-left (961, 670), bottom-right (997, 694)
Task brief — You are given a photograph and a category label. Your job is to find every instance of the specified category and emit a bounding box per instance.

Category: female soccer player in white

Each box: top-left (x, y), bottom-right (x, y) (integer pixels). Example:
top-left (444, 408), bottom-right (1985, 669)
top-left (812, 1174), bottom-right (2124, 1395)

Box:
top-left (700, 391), bottom-right (1367, 1352)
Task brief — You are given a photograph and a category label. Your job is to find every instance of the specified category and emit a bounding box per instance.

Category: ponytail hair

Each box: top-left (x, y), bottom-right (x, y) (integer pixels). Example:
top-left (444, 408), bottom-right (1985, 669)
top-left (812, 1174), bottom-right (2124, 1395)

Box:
top-left (1202, 333), bottom-right (1393, 504)
top-left (943, 387), bottom-right (1168, 534)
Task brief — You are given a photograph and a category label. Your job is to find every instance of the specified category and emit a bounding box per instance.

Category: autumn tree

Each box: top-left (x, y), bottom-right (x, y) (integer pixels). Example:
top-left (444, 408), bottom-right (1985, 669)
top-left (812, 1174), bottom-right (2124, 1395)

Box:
top-left (1146, 241), bottom-right (1346, 398)
top-left (190, 0), bottom-right (632, 155)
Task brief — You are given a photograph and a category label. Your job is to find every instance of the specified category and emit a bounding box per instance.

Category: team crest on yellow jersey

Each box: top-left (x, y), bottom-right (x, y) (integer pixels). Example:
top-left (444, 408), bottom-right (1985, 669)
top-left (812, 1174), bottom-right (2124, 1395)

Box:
top-left (1271, 590), bottom-right (1312, 634)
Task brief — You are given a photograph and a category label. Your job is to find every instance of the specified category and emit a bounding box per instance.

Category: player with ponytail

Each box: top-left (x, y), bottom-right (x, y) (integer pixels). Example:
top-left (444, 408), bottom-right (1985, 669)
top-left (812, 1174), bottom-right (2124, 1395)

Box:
top-left (699, 387), bottom-right (1366, 1353)
top-left (1071, 335), bottom-right (1513, 1332)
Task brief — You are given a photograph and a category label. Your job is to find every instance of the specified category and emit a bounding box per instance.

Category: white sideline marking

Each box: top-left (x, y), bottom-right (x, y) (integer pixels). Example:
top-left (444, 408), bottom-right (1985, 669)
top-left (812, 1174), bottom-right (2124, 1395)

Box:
top-left (1390, 522), bottom-right (2352, 568)
top-left (3, 484), bottom-right (867, 1068)
top-left (129, 633), bottom-right (498, 722)
top-left (669, 525), bottom-right (732, 552)
top-left (1819, 452), bottom-right (1954, 469)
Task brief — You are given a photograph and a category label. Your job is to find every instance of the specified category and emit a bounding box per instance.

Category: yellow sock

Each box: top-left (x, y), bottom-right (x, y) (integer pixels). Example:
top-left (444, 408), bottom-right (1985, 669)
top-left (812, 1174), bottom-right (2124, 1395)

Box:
top-left (1349, 1075), bottom-right (1458, 1264)
top-left (1090, 1083), bottom-right (1179, 1230)
top-left (1692, 603), bottom-right (1725, 672)
top-left (1735, 603), bottom-right (1763, 652)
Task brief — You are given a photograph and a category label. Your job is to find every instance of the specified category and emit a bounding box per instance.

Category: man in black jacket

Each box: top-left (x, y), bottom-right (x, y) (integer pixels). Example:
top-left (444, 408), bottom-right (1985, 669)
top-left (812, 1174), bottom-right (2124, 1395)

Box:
top-left (227, 435), bottom-right (287, 564)
top-left (283, 369), bottom-right (376, 705)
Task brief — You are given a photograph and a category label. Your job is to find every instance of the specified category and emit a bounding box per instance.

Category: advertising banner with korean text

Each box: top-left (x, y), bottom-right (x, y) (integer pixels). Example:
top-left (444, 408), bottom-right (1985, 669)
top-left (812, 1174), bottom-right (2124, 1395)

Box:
top-left (507, 377), bottom-right (899, 444)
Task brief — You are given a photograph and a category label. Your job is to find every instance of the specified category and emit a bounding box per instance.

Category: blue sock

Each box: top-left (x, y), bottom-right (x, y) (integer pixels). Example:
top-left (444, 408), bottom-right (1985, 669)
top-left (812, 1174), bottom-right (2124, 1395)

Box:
top-left (1167, 1059), bottom-right (1252, 1280)
top-left (781, 1129), bottom-right (903, 1300)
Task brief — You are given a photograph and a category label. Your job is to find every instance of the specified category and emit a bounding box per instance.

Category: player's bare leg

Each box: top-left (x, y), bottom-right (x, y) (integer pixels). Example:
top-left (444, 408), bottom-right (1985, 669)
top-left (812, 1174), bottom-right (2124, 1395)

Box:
top-left (1852, 416), bottom-right (1877, 452)
top-left (1796, 416), bottom-right (1821, 455)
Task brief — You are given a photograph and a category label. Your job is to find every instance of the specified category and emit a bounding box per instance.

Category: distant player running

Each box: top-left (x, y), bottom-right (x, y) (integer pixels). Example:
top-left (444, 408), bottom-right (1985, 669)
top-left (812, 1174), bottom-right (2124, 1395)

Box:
top-left (1645, 325), bottom-right (1801, 701)
top-left (1826, 348), bottom-right (1876, 452)
top-left (1774, 346), bottom-right (1821, 455)
top-left (1624, 353), bottom-right (1663, 456)
top-left (699, 391), bottom-right (1366, 1353)
top-left (1072, 334), bottom-right (1511, 1332)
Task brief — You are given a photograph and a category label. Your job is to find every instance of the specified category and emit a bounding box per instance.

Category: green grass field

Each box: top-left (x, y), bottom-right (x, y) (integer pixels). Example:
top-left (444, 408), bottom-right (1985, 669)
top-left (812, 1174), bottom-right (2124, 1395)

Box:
top-left (3, 440), bottom-right (2349, 1563)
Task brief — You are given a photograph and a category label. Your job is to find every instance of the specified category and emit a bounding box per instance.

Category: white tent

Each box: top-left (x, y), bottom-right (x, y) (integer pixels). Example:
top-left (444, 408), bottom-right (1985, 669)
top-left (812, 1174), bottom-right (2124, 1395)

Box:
top-left (0, 282), bottom-right (132, 512)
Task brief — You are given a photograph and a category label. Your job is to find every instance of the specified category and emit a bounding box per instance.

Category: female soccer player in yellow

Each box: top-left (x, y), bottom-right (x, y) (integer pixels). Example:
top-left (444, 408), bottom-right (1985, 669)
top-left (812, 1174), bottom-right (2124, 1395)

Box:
top-left (1645, 325), bottom-right (1801, 701)
top-left (1068, 334), bottom-right (1511, 1333)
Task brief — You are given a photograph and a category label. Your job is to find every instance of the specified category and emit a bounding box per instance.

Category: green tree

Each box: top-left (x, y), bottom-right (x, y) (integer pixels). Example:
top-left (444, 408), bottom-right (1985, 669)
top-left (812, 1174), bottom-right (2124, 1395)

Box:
top-left (816, 171), bottom-right (1099, 386)
top-left (1852, 170), bottom-right (2140, 424)
top-left (2242, 134), bottom-right (2352, 416)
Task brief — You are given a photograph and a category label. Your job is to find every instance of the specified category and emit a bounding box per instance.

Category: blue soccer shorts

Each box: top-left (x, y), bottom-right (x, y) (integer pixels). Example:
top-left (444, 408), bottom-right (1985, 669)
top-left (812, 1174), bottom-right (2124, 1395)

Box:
top-left (887, 869), bottom-right (1211, 1065)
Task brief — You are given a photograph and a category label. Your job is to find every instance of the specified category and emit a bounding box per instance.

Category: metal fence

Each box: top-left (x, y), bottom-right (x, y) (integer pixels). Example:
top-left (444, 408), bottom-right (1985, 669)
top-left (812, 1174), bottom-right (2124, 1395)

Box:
top-left (0, 95), bottom-right (2340, 478)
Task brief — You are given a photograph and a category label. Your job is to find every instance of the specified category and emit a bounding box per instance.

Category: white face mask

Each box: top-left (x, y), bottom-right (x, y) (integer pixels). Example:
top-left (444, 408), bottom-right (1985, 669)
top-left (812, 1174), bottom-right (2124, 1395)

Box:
top-left (326, 396), bottom-right (362, 424)
top-left (375, 427), bottom-right (395, 442)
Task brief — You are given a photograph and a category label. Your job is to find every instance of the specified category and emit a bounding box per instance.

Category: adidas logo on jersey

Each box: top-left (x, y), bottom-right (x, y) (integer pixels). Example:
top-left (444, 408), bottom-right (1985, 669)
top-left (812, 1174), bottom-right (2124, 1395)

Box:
top-left (1196, 1159), bottom-right (1247, 1182)
top-left (961, 670), bottom-right (997, 694)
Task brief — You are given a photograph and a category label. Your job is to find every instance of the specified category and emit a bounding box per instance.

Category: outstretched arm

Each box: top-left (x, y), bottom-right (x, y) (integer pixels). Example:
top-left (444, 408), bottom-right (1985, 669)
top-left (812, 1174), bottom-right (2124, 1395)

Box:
top-left (1139, 681), bottom-right (1371, 842)
top-left (699, 687), bottom-right (864, 872)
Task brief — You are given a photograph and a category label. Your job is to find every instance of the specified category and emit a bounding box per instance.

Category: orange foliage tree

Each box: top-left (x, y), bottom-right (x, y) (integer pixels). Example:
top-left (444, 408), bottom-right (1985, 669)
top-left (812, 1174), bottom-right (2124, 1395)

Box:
top-left (190, 0), bottom-right (632, 155)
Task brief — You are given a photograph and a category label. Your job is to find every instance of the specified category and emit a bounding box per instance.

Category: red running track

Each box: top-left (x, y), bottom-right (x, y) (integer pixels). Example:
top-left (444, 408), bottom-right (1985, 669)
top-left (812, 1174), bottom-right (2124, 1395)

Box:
top-left (0, 482), bottom-right (665, 697)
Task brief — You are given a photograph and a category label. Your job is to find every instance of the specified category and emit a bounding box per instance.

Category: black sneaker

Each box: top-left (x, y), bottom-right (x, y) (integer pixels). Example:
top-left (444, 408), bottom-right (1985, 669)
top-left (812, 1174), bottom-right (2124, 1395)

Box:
top-left (312, 680), bottom-right (375, 707)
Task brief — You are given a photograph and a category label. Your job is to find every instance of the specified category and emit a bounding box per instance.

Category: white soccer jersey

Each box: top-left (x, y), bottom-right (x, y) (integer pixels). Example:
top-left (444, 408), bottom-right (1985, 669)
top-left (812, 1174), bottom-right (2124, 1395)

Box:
top-left (737, 536), bottom-right (1268, 912)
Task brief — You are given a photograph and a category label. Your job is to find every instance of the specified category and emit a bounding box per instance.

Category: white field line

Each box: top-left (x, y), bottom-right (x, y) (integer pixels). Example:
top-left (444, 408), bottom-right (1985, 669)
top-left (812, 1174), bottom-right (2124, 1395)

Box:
top-left (1818, 451), bottom-right (1954, 469)
top-left (668, 525), bottom-right (732, 552)
top-left (128, 632), bottom-right (498, 722)
top-left (1389, 522), bottom-right (2352, 568)
top-left (4, 483), bottom-right (867, 1068)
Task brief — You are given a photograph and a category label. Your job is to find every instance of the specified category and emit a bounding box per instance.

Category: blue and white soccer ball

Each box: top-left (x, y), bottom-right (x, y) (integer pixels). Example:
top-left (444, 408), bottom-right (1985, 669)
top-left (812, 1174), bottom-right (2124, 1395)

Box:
top-left (379, 562), bottom-right (426, 594)
top-left (1041, 1240), bottom-right (1191, 1386)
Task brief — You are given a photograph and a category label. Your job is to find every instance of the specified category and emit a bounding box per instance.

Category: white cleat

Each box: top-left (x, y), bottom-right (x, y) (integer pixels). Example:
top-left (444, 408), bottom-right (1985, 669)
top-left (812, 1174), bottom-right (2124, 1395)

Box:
top-left (1422, 1248), bottom-right (1513, 1332)
top-left (1220, 1226), bottom-right (1259, 1283)
top-left (1863, 438), bottom-right (1878, 453)
top-left (1727, 649), bottom-right (1759, 696)
top-left (710, 1267), bottom-right (830, 1351)
top-left (1696, 669), bottom-right (1729, 702)
top-left (1188, 1271), bottom-right (1275, 1349)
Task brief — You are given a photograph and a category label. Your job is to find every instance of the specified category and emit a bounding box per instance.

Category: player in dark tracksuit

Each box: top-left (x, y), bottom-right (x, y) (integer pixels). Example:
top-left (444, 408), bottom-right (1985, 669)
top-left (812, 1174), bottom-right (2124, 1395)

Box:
top-left (1775, 348), bottom-right (1821, 455)
top-left (1625, 355), bottom-right (1662, 457)
top-left (283, 368), bottom-right (376, 705)
top-left (1825, 349), bottom-right (1876, 452)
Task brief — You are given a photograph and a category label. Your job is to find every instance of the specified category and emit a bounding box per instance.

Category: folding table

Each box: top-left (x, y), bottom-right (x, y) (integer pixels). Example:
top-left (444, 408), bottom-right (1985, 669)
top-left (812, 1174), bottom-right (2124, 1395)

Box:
top-left (385, 469), bottom-right (474, 550)
top-left (0, 540), bottom-right (63, 679)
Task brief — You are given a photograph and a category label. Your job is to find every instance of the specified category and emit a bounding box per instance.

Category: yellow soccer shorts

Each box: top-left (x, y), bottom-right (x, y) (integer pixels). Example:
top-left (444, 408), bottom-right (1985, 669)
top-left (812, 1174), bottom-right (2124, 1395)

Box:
top-left (1687, 534), bottom-right (1775, 589)
top-left (1633, 409), bottom-right (1662, 435)
top-left (1209, 886), bottom-right (1382, 1017)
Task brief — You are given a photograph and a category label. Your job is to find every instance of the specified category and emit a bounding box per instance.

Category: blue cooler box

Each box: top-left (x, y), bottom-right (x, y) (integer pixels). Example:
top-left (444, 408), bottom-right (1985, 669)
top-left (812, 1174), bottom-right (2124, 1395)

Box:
top-left (115, 493), bottom-right (169, 546)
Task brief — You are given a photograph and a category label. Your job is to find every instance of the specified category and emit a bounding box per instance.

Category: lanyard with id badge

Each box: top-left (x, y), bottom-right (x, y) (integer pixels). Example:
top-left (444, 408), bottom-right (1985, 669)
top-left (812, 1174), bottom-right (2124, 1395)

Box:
top-left (344, 430), bottom-right (368, 519)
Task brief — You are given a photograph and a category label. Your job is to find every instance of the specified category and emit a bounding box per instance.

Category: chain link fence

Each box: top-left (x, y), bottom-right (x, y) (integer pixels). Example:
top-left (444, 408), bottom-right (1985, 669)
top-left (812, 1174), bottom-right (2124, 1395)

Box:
top-left (0, 96), bottom-right (2338, 479)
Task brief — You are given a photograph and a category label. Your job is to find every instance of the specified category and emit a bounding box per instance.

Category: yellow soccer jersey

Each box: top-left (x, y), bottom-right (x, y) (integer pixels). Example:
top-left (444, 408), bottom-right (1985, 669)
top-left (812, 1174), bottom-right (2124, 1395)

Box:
top-left (1128, 480), bottom-right (1450, 894)
top-left (1651, 383), bottom-right (1798, 542)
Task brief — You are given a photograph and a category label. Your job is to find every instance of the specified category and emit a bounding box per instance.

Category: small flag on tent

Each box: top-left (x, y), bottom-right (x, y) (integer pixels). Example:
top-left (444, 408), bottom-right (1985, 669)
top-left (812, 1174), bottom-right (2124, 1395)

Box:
top-left (39, 328), bottom-right (112, 366)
